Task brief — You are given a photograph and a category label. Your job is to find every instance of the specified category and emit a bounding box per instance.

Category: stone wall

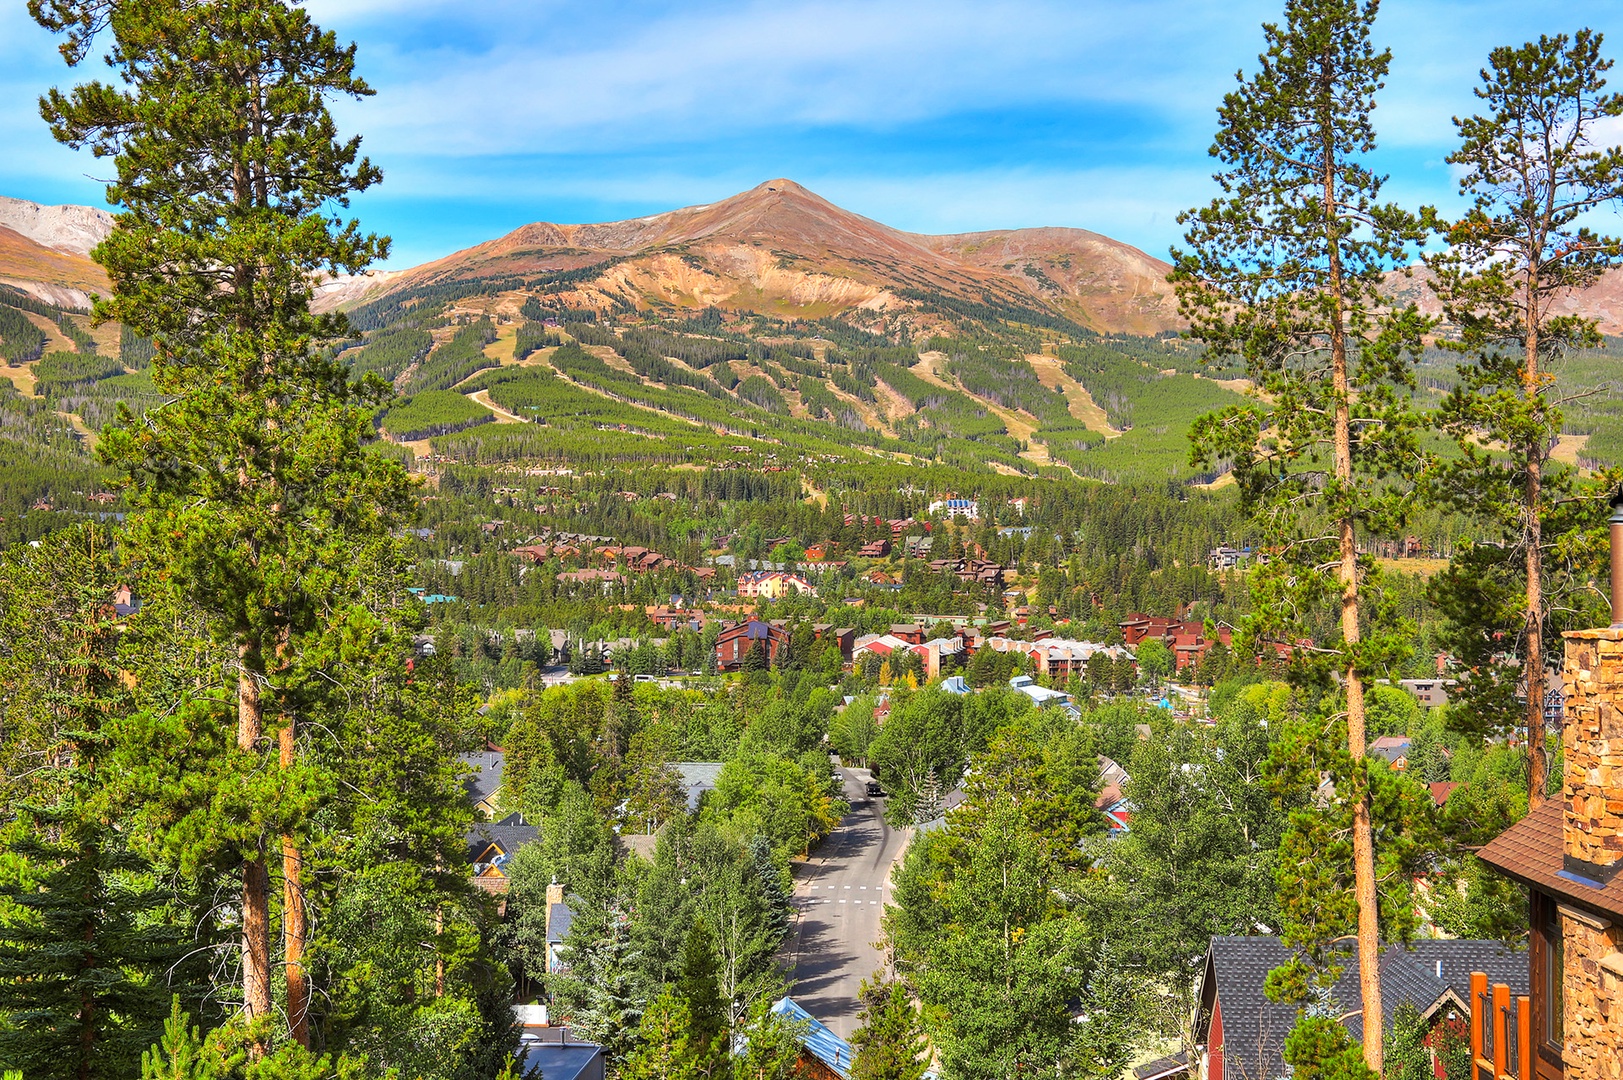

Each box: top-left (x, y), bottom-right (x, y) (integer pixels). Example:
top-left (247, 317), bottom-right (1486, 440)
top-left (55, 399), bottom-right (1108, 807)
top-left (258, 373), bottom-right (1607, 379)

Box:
top-left (1560, 628), bottom-right (1623, 1076)
top-left (1562, 628), bottom-right (1623, 872)
top-left (1560, 904), bottom-right (1623, 1080)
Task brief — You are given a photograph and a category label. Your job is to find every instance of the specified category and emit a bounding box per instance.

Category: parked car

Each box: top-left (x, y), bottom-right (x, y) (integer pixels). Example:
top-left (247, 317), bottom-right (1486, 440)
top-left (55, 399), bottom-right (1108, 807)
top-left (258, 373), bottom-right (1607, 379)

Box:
top-left (865, 779), bottom-right (886, 797)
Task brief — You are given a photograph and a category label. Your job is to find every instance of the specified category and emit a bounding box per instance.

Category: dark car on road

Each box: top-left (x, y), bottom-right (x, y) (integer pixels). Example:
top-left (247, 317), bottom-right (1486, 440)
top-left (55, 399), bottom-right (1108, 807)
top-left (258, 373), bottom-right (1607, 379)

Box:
top-left (865, 779), bottom-right (885, 797)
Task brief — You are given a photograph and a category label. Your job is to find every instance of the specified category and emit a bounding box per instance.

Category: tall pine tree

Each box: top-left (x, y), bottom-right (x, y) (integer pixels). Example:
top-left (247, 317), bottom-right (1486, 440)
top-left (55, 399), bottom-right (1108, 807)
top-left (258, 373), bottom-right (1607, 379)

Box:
top-left (1171, 0), bottom-right (1431, 1070)
top-left (1424, 29), bottom-right (1623, 801)
top-left (34, 0), bottom-right (412, 1050)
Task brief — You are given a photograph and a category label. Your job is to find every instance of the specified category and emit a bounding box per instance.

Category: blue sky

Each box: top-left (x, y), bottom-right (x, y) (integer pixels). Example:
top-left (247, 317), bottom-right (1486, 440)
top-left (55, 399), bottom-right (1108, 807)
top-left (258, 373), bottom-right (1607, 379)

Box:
top-left (2, 1), bottom-right (1620, 268)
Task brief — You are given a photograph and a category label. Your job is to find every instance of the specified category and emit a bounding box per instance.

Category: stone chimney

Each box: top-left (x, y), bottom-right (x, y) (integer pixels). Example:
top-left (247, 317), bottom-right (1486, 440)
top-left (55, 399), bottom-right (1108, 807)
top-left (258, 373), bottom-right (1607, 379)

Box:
top-left (545, 878), bottom-right (565, 909)
top-left (1560, 491), bottom-right (1623, 883)
top-left (1561, 627), bottom-right (1623, 884)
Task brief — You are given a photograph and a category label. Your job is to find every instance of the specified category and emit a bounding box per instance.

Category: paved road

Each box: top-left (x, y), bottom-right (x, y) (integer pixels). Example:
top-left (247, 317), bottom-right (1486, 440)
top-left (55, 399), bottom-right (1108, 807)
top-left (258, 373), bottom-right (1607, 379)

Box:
top-left (787, 766), bottom-right (911, 1039)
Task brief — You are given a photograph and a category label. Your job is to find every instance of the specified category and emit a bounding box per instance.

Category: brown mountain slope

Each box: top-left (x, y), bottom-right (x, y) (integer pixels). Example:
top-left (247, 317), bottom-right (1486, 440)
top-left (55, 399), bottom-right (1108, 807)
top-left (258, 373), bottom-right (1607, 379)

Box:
top-left (0, 224), bottom-right (108, 310)
top-left (1386, 263), bottom-right (1623, 337)
top-left (323, 180), bottom-right (1185, 334)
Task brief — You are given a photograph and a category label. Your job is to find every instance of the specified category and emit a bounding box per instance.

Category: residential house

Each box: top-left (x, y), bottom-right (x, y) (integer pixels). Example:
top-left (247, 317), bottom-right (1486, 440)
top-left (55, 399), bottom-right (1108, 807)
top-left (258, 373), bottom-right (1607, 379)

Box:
top-left (544, 880), bottom-right (573, 974)
top-left (459, 747), bottom-right (507, 818)
top-left (466, 812), bottom-right (540, 893)
top-left (1370, 735), bottom-right (1412, 770)
top-left (673, 762), bottom-right (726, 812)
top-left (715, 619), bottom-right (790, 671)
top-left (1476, 602), bottom-right (1623, 1079)
top-left (857, 538), bottom-right (892, 558)
top-left (769, 998), bottom-right (852, 1079)
top-left (1194, 935), bottom-right (1526, 1080)
top-left (1399, 677), bottom-right (1456, 709)
top-left (738, 570), bottom-right (816, 600)
top-left (904, 535), bottom-right (935, 558)
top-left (1008, 675), bottom-right (1080, 717)
top-left (1207, 545), bottom-right (1251, 571)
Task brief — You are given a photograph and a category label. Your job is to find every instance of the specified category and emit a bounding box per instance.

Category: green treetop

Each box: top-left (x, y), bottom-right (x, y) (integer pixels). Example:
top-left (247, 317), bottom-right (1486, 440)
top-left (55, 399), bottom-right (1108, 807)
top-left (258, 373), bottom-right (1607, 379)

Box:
top-left (1424, 29), bottom-right (1623, 799)
top-left (33, 0), bottom-right (412, 1049)
top-left (1170, 1), bottom-right (1431, 1070)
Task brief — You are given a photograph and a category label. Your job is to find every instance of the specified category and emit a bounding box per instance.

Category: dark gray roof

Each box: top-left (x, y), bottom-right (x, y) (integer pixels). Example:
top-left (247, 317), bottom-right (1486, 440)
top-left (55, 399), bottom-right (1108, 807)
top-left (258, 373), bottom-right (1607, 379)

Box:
top-left (459, 750), bottom-right (505, 806)
top-left (466, 811), bottom-right (539, 868)
top-left (1199, 936), bottom-right (1528, 1079)
top-left (1133, 1052), bottom-right (1190, 1080)
top-left (518, 1042), bottom-right (602, 1080)
top-left (548, 901), bottom-right (575, 944)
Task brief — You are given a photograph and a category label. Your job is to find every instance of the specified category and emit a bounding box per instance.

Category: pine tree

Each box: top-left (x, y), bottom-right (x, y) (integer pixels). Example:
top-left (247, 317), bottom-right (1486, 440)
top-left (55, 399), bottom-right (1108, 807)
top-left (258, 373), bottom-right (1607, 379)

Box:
top-left (33, 0), bottom-right (412, 1047)
top-left (0, 526), bottom-right (215, 1079)
top-left (1171, 2), bottom-right (1431, 1070)
top-left (1424, 29), bottom-right (1623, 802)
top-left (732, 999), bottom-right (805, 1080)
top-left (620, 991), bottom-right (701, 1080)
top-left (850, 978), bottom-right (927, 1080)
top-left (548, 866), bottom-right (643, 1066)
top-left (676, 917), bottom-right (730, 1077)
top-left (746, 836), bottom-right (791, 946)
top-left (0, 810), bottom-right (193, 1080)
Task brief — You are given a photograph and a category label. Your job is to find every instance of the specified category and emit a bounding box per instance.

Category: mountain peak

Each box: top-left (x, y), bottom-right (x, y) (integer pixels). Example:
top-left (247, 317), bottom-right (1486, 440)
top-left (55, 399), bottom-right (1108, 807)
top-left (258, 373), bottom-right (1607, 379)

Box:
top-left (0, 195), bottom-right (113, 258)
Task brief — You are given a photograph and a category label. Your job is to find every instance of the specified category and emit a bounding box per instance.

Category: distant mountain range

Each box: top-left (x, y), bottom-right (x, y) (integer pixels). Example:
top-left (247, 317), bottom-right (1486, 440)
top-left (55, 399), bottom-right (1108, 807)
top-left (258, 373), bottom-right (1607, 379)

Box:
top-left (325, 179), bottom-right (1183, 335)
top-left (11, 180), bottom-right (1623, 338)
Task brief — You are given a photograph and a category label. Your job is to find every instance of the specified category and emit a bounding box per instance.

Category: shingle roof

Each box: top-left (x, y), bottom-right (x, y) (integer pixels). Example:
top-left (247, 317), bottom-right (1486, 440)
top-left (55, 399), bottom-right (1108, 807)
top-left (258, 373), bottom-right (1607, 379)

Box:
top-left (1478, 800), bottom-right (1623, 920)
top-left (548, 901), bottom-right (574, 944)
top-left (1200, 936), bottom-right (1528, 1078)
top-left (466, 812), bottom-right (540, 867)
top-left (459, 750), bottom-right (505, 807)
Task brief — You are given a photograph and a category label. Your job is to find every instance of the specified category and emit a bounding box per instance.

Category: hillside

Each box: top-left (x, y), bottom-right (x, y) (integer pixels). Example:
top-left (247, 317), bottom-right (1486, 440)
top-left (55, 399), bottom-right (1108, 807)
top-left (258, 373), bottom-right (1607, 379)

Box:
top-left (319, 180), bottom-right (1185, 336)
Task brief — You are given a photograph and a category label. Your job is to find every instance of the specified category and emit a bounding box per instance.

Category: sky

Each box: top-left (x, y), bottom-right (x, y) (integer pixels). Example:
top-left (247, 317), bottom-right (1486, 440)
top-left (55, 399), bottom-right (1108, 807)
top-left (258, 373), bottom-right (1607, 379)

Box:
top-left (2, 0), bottom-right (1621, 268)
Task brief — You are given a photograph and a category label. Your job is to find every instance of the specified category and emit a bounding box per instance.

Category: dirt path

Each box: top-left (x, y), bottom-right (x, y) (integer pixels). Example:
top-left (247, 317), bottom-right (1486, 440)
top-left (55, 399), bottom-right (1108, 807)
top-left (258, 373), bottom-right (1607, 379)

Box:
top-left (1023, 353), bottom-right (1120, 437)
top-left (468, 388), bottom-right (525, 424)
top-left (914, 351), bottom-right (1060, 470)
top-left (1552, 433), bottom-right (1590, 466)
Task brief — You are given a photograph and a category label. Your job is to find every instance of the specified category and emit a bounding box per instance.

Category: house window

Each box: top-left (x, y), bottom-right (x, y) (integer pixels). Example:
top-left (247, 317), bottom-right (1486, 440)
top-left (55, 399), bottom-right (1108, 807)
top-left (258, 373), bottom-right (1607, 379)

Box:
top-left (1544, 901), bottom-right (1564, 1049)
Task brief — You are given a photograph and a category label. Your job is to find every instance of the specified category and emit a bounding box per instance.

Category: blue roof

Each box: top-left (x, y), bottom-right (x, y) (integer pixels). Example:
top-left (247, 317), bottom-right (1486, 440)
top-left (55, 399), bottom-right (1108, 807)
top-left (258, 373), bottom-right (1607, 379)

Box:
top-left (940, 675), bottom-right (971, 695)
top-left (772, 997), bottom-right (851, 1078)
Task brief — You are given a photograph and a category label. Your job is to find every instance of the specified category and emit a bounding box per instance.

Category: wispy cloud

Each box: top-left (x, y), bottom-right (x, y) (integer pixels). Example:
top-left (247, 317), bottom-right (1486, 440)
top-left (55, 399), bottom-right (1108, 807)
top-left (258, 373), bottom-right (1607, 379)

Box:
top-left (4, 0), bottom-right (1622, 267)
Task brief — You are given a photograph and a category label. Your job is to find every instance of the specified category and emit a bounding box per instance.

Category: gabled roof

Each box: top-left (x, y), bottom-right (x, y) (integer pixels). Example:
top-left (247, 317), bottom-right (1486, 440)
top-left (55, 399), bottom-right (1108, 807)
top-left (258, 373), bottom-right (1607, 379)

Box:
top-left (459, 750), bottom-right (505, 807)
top-left (466, 812), bottom-right (540, 868)
top-left (1198, 936), bottom-right (1527, 1079)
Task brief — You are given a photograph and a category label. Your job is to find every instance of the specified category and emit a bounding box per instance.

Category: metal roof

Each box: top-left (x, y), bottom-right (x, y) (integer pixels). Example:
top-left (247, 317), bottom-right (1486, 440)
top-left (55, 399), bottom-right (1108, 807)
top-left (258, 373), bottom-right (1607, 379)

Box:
top-left (771, 997), bottom-right (852, 1077)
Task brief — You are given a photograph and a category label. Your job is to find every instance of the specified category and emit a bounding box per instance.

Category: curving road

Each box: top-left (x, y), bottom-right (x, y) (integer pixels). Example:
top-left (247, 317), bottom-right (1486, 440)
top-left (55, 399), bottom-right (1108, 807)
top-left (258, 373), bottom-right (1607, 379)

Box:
top-left (786, 766), bottom-right (912, 1039)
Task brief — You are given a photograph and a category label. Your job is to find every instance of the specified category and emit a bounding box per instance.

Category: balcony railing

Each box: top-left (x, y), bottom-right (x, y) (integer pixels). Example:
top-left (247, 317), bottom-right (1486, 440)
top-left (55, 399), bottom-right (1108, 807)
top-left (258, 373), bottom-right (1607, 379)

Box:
top-left (1469, 971), bottom-right (1530, 1080)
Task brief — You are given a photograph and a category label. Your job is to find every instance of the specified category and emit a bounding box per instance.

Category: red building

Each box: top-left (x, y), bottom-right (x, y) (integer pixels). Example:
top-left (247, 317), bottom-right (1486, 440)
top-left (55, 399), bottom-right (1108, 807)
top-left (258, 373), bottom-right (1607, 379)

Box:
top-left (715, 619), bottom-right (790, 671)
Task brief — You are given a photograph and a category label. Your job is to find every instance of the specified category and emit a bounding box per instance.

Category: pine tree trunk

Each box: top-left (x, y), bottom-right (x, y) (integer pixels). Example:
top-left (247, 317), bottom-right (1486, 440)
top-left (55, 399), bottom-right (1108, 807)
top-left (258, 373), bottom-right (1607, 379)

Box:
top-left (238, 658), bottom-right (273, 1035)
top-left (1525, 293), bottom-right (1547, 809)
top-left (1326, 141), bottom-right (1383, 1079)
top-left (282, 723), bottom-right (310, 1047)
